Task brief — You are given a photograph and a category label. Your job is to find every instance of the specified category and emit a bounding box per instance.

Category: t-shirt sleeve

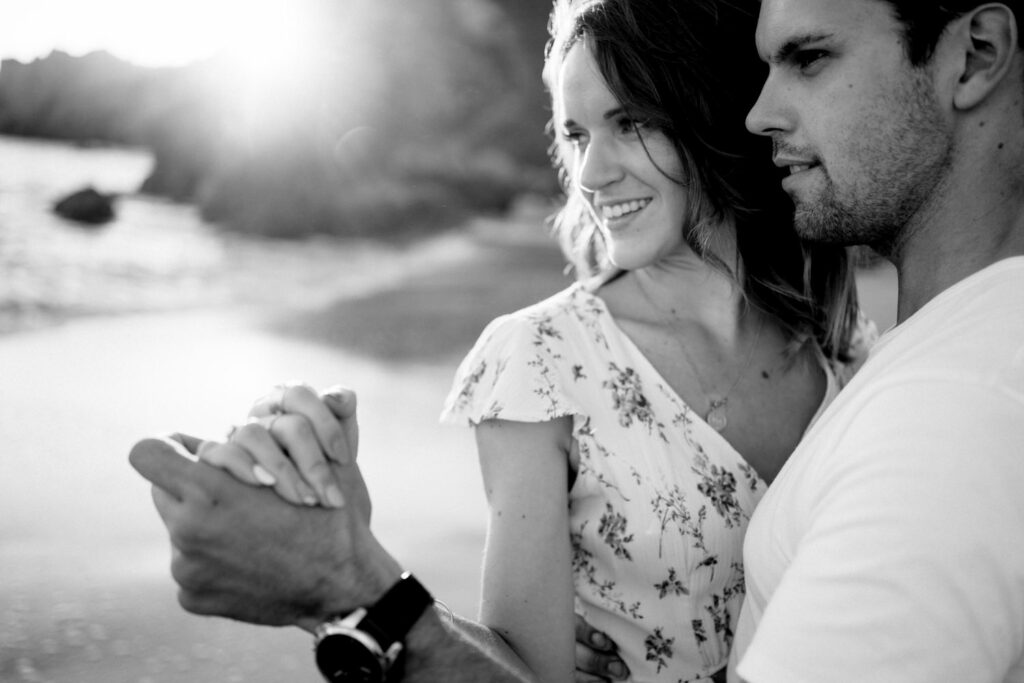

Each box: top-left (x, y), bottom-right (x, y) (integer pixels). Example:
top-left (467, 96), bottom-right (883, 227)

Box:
top-left (738, 378), bottom-right (1024, 683)
top-left (440, 312), bottom-right (583, 426)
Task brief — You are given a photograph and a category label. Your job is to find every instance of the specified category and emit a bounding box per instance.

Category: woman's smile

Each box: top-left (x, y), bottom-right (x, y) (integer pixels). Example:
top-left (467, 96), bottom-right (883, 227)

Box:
top-left (596, 197), bottom-right (654, 232)
top-left (599, 197), bottom-right (652, 223)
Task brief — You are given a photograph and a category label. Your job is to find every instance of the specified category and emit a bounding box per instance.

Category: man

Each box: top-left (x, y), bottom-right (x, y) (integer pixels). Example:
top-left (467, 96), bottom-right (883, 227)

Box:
top-left (728, 0), bottom-right (1024, 680)
top-left (131, 1), bottom-right (1024, 681)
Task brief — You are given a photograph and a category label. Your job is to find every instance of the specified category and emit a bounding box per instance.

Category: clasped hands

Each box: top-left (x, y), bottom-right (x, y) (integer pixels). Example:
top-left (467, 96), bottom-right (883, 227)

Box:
top-left (130, 382), bottom-right (631, 681)
top-left (128, 384), bottom-right (404, 632)
top-left (197, 383), bottom-right (358, 509)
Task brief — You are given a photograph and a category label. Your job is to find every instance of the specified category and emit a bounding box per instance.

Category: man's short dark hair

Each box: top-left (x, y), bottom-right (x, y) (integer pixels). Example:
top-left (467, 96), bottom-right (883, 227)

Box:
top-left (881, 1), bottom-right (1024, 64)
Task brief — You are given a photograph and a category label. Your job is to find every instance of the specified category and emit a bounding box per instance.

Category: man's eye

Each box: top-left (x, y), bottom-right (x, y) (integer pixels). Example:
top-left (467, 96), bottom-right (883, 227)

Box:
top-left (795, 50), bottom-right (828, 73)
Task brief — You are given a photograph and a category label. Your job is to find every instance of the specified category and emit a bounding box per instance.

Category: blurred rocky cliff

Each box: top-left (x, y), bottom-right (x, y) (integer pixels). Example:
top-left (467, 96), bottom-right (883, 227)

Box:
top-left (0, 0), bottom-right (558, 238)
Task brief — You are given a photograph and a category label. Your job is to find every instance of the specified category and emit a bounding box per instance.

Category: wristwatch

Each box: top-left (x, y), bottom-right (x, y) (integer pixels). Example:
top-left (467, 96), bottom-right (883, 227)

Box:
top-left (314, 571), bottom-right (434, 683)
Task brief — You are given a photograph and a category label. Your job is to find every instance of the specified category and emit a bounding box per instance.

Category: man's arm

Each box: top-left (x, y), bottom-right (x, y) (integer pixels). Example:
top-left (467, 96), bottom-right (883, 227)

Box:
top-left (129, 437), bottom-right (537, 682)
top-left (403, 611), bottom-right (537, 683)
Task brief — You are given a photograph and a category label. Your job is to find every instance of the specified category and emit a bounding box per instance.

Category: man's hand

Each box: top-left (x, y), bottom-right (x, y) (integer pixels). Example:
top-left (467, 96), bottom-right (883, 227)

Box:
top-left (129, 435), bottom-right (402, 631)
top-left (574, 614), bottom-right (629, 682)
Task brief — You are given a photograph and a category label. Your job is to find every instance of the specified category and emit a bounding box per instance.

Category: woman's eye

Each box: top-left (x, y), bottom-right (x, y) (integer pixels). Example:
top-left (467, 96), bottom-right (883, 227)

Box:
top-left (618, 117), bottom-right (650, 136)
top-left (560, 129), bottom-right (585, 147)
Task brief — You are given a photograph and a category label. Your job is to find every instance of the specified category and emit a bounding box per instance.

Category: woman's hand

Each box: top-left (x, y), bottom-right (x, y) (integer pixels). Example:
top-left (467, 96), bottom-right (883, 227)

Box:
top-left (574, 614), bottom-right (628, 682)
top-left (197, 384), bottom-right (360, 508)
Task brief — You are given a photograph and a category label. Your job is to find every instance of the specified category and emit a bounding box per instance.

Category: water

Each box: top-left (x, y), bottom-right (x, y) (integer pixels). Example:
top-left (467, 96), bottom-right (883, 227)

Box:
top-left (0, 135), bottom-right (229, 331)
top-left (0, 135), bottom-right (489, 336)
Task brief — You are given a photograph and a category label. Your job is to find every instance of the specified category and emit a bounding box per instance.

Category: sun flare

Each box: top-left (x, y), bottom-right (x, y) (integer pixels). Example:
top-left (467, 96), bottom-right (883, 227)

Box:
top-left (2, 0), bottom-right (321, 70)
top-left (218, 0), bottom-right (318, 80)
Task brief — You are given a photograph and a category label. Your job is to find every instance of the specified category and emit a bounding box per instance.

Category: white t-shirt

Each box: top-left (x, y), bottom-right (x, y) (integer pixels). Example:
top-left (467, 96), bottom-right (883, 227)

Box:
top-left (730, 257), bottom-right (1024, 683)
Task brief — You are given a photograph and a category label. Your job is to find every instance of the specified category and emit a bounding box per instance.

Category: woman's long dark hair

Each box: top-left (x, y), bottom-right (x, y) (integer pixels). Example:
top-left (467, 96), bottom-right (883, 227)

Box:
top-left (544, 0), bottom-right (859, 360)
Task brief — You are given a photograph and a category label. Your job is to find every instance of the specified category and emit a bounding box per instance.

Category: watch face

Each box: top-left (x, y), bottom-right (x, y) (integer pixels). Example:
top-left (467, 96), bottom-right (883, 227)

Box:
top-left (316, 633), bottom-right (386, 683)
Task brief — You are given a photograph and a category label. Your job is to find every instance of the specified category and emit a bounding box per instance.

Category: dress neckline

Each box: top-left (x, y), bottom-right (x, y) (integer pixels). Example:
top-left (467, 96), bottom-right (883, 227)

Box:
top-left (573, 280), bottom-right (837, 488)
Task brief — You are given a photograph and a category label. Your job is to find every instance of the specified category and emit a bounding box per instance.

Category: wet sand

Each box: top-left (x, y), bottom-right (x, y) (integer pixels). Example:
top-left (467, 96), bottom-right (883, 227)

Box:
top-left (0, 306), bottom-right (490, 682)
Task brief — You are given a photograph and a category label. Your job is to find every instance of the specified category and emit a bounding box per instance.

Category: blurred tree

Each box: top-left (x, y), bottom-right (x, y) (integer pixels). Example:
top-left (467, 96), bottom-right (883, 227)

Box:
top-left (488, 0), bottom-right (557, 161)
top-left (0, 0), bottom-right (560, 239)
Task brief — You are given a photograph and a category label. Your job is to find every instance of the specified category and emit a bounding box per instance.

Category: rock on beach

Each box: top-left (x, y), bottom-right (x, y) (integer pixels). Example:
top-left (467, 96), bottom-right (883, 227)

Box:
top-left (53, 186), bottom-right (116, 225)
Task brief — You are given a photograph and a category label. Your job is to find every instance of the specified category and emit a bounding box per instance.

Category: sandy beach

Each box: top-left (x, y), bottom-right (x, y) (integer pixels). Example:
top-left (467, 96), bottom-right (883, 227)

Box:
top-left (0, 307), bottom-right (494, 683)
top-left (0, 210), bottom-right (576, 682)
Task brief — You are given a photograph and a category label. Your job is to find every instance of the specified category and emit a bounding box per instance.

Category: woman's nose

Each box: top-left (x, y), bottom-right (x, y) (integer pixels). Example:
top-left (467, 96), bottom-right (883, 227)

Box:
top-left (576, 137), bottom-right (622, 193)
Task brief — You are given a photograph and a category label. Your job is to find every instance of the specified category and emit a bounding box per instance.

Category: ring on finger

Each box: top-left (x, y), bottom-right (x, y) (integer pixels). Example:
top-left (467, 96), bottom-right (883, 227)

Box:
top-left (273, 381), bottom-right (298, 414)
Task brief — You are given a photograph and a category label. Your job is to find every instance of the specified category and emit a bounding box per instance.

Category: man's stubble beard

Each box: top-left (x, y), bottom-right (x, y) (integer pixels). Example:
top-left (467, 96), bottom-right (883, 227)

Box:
top-left (793, 68), bottom-right (953, 257)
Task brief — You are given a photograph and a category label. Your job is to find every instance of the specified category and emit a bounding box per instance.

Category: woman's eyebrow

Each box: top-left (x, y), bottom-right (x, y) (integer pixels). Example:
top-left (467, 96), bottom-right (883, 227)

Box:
top-left (560, 104), bottom-right (628, 131)
top-left (603, 106), bottom-right (626, 121)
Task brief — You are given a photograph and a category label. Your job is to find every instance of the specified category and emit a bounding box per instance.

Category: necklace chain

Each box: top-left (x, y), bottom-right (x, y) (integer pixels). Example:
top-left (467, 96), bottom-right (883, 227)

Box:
top-left (678, 315), bottom-right (764, 432)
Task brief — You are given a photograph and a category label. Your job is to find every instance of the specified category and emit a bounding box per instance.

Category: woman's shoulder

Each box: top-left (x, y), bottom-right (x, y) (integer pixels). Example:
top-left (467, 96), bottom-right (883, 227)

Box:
top-left (441, 282), bottom-right (597, 425)
top-left (480, 281), bottom-right (608, 342)
top-left (522, 279), bottom-right (606, 318)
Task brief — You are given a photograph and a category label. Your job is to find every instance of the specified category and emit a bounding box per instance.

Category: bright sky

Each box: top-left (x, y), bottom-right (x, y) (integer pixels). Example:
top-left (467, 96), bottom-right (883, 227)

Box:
top-left (0, 0), bottom-right (314, 68)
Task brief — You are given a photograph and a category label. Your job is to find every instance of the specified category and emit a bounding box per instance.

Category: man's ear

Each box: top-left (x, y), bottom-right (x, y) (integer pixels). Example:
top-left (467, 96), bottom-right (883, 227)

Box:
top-left (952, 4), bottom-right (1020, 110)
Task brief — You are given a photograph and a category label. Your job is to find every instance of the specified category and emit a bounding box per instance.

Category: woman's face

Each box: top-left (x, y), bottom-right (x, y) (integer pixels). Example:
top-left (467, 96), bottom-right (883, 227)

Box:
top-left (556, 41), bottom-right (691, 270)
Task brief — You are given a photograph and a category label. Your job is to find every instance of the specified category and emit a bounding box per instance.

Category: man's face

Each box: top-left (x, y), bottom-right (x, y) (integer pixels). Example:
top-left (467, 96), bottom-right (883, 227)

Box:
top-left (746, 0), bottom-right (953, 251)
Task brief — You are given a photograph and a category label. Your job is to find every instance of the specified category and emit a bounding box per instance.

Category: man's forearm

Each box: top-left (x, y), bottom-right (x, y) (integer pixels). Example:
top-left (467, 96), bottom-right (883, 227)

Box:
top-left (402, 609), bottom-right (537, 683)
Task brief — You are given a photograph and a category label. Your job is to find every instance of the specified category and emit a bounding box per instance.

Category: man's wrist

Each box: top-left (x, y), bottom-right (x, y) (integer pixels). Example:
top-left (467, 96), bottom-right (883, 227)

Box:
top-left (297, 530), bottom-right (405, 633)
top-left (313, 572), bottom-right (435, 683)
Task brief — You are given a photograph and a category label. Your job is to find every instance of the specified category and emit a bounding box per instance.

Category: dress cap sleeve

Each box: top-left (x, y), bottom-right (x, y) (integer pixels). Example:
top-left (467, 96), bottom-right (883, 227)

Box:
top-left (440, 309), bottom-right (583, 426)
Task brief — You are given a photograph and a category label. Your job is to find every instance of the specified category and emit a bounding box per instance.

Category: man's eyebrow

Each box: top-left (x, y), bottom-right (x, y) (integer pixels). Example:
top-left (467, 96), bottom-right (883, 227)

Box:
top-left (769, 33), bottom-right (834, 64)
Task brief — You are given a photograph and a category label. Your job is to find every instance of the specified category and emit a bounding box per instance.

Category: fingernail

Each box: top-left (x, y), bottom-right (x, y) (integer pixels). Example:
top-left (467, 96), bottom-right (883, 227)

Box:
top-left (252, 464), bottom-right (277, 486)
top-left (590, 631), bottom-right (609, 648)
top-left (325, 484), bottom-right (346, 508)
top-left (608, 662), bottom-right (627, 678)
top-left (298, 482), bottom-right (318, 507)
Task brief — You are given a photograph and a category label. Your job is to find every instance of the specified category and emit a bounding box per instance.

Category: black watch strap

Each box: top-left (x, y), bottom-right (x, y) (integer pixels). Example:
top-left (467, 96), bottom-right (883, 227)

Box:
top-left (356, 571), bottom-right (433, 649)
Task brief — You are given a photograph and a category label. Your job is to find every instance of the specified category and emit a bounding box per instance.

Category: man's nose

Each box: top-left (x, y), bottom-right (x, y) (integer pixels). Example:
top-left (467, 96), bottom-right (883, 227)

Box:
top-left (746, 71), bottom-right (791, 138)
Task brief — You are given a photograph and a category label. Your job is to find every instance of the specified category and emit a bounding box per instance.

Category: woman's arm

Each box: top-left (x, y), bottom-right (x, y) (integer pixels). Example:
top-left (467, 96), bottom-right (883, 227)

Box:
top-left (192, 384), bottom-right (577, 679)
top-left (475, 417), bottom-right (576, 683)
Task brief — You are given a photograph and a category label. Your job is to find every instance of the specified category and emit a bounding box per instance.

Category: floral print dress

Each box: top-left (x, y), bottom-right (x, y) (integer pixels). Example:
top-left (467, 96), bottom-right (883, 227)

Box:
top-left (440, 281), bottom-right (865, 682)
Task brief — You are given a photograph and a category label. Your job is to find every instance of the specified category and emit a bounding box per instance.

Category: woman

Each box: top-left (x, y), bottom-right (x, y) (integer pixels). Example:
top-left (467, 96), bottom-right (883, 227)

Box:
top-left (203, 0), bottom-right (871, 680)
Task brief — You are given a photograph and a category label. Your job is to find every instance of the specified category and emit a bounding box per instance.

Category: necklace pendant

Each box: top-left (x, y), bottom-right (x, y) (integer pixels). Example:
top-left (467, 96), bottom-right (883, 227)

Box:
top-left (706, 400), bottom-right (728, 432)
